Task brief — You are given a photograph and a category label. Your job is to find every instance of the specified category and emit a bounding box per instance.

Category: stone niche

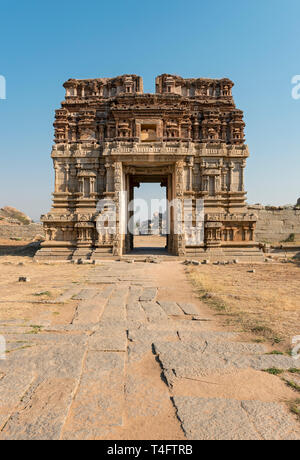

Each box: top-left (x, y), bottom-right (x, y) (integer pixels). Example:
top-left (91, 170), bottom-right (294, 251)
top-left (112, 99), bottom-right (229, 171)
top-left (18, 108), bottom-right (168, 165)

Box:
top-left (35, 74), bottom-right (263, 262)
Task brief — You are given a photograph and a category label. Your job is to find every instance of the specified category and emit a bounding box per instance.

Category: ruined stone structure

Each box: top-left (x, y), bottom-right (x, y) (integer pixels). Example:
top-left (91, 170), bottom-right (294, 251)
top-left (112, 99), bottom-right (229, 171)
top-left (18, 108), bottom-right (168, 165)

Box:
top-left (36, 74), bottom-right (262, 261)
top-left (250, 205), bottom-right (300, 243)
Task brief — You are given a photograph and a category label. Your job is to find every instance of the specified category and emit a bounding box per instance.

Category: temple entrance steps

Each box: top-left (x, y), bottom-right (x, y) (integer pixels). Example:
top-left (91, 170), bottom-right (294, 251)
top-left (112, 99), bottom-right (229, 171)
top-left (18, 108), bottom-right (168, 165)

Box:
top-left (90, 247), bottom-right (113, 261)
top-left (35, 245), bottom-right (264, 263)
top-left (185, 245), bottom-right (265, 263)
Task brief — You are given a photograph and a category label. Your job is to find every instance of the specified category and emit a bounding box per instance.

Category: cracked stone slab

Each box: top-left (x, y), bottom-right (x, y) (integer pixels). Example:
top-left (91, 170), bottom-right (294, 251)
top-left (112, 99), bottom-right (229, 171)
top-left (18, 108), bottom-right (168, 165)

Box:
top-left (173, 397), bottom-right (300, 440)
top-left (44, 324), bottom-right (98, 333)
top-left (127, 301), bottom-right (147, 323)
top-left (178, 330), bottom-right (239, 342)
top-left (153, 342), bottom-right (246, 382)
top-left (72, 297), bottom-right (107, 325)
top-left (0, 343), bottom-right (86, 380)
top-left (139, 288), bottom-right (158, 302)
top-left (101, 289), bottom-right (128, 321)
top-left (140, 302), bottom-right (167, 323)
top-left (173, 397), bottom-right (260, 440)
top-left (62, 351), bottom-right (125, 437)
top-left (128, 327), bottom-right (178, 345)
top-left (72, 289), bottom-right (99, 301)
top-left (128, 286), bottom-right (143, 299)
top-left (230, 354), bottom-right (298, 371)
top-left (0, 378), bottom-right (77, 440)
top-left (20, 333), bottom-right (88, 346)
top-left (86, 285), bottom-right (114, 300)
top-left (128, 342), bottom-right (150, 363)
top-left (0, 371), bottom-right (36, 431)
top-left (177, 302), bottom-right (200, 315)
top-left (241, 400), bottom-right (300, 440)
top-left (154, 340), bottom-right (299, 383)
top-left (88, 329), bottom-right (127, 352)
top-left (103, 287), bottom-right (128, 308)
top-left (125, 374), bottom-right (169, 418)
top-left (205, 341), bottom-right (267, 355)
top-left (158, 301), bottom-right (183, 316)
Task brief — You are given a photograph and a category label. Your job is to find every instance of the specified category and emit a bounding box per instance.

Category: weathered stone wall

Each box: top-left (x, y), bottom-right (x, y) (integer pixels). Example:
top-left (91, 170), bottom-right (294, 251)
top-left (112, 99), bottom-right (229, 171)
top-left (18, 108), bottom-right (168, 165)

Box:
top-left (0, 223), bottom-right (44, 240)
top-left (249, 205), bottom-right (300, 243)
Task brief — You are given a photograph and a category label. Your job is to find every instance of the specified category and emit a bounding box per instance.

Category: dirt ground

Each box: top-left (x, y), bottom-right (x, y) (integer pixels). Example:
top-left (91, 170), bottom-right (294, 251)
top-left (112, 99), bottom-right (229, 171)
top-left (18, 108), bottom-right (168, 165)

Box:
top-left (0, 238), bottom-right (92, 326)
top-left (133, 235), bottom-right (166, 248)
top-left (188, 262), bottom-right (300, 352)
top-left (0, 237), bottom-right (299, 350)
top-left (0, 238), bottom-right (299, 439)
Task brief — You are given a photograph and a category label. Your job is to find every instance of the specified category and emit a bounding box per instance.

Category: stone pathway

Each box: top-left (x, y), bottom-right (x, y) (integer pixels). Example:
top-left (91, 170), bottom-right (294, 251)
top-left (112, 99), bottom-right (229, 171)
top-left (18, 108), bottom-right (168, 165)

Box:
top-left (0, 261), bottom-right (299, 440)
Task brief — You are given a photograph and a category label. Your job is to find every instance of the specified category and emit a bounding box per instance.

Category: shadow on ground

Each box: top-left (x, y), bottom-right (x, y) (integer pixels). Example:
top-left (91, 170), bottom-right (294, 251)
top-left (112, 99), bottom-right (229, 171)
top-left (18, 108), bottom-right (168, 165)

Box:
top-left (292, 252), bottom-right (300, 267)
top-left (0, 241), bottom-right (41, 257)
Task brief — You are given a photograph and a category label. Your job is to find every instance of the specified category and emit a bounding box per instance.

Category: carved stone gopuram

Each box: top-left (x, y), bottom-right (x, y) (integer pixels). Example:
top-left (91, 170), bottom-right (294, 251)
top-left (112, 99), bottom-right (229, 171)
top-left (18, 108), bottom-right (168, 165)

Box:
top-left (36, 74), bottom-right (262, 261)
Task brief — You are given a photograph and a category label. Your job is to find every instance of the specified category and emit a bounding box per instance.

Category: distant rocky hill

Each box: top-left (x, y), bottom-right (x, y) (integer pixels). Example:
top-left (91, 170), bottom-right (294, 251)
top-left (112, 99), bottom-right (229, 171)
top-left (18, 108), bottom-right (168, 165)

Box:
top-left (0, 207), bottom-right (44, 241)
top-left (0, 206), bottom-right (32, 225)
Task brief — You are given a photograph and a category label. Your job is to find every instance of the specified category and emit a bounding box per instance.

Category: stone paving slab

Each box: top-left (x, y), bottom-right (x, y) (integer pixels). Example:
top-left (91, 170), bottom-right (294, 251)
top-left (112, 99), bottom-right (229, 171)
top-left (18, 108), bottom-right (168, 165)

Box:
top-left (62, 351), bottom-right (125, 438)
top-left (5, 333), bottom-right (88, 346)
top-left (100, 288), bottom-right (128, 322)
top-left (0, 344), bottom-right (86, 379)
top-left (128, 327), bottom-right (178, 345)
top-left (173, 396), bottom-right (260, 440)
top-left (128, 342), bottom-right (150, 363)
top-left (72, 297), bottom-right (107, 325)
top-left (141, 302), bottom-right (167, 323)
top-left (177, 330), bottom-right (238, 342)
top-left (139, 288), bottom-right (158, 302)
top-left (125, 374), bottom-right (170, 418)
top-left (0, 371), bottom-right (36, 431)
top-left (0, 378), bottom-right (77, 440)
top-left (154, 340), bottom-right (299, 383)
top-left (241, 400), bottom-right (300, 440)
top-left (177, 302), bottom-right (200, 315)
top-left (230, 354), bottom-right (298, 371)
top-left (173, 397), bottom-right (300, 440)
top-left (72, 289), bottom-right (99, 301)
top-left (127, 301), bottom-right (147, 322)
top-left (158, 301), bottom-right (183, 316)
top-left (88, 328), bottom-right (127, 352)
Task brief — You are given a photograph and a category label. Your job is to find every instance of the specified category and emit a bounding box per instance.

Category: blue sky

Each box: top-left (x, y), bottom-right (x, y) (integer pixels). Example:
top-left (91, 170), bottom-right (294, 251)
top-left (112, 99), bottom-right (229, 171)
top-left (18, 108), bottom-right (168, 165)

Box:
top-left (0, 0), bottom-right (299, 220)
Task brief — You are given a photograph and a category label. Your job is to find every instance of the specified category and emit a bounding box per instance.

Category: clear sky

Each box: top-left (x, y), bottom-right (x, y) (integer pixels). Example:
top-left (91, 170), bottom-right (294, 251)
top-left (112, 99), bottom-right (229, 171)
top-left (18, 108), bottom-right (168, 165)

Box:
top-left (0, 0), bottom-right (299, 221)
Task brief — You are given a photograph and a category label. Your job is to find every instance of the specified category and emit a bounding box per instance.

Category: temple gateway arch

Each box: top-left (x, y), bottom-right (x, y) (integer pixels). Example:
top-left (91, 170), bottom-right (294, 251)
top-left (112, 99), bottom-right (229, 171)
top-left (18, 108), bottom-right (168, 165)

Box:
top-left (36, 74), bottom-right (262, 262)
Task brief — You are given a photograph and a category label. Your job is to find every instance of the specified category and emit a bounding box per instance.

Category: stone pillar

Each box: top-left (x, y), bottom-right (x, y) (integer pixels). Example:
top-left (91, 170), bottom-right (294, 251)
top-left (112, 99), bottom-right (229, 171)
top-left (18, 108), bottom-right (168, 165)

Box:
top-left (112, 162), bottom-right (123, 256)
top-left (240, 162), bottom-right (246, 191)
top-left (105, 163), bottom-right (110, 193)
top-left (90, 177), bottom-right (95, 194)
top-left (65, 165), bottom-right (70, 192)
top-left (174, 161), bottom-right (185, 256)
top-left (54, 165), bottom-right (59, 193)
top-left (79, 178), bottom-right (84, 196)
top-left (228, 162), bottom-right (234, 192)
top-left (187, 157), bottom-right (194, 191)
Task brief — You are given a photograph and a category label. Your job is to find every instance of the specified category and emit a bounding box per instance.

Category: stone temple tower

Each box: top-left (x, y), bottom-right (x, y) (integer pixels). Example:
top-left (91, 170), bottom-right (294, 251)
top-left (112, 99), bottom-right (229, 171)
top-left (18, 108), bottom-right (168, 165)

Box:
top-left (36, 74), bottom-right (262, 262)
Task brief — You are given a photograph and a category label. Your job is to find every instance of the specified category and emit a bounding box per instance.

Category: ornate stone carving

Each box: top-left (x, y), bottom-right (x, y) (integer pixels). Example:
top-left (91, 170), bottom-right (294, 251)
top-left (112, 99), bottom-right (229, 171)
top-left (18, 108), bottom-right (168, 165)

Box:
top-left (38, 74), bottom-right (257, 259)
